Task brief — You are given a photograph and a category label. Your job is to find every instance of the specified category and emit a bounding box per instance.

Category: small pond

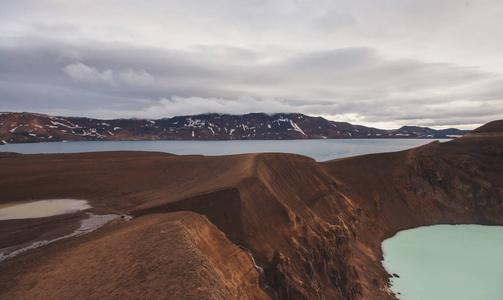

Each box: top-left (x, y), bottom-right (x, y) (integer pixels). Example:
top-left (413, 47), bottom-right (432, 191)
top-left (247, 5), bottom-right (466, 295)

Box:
top-left (0, 199), bottom-right (128, 262)
top-left (0, 199), bottom-right (91, 221)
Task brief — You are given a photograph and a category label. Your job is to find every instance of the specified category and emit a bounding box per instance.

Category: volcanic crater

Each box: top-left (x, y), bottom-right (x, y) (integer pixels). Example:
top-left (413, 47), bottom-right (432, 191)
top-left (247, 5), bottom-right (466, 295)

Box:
top-left (0, 120), bottom-right (502, 299)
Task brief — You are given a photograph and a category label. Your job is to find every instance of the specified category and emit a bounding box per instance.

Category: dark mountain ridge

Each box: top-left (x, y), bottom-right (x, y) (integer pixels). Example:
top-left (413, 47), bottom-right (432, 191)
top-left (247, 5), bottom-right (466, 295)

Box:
top-left (0, 112), bottom-right (471, 144)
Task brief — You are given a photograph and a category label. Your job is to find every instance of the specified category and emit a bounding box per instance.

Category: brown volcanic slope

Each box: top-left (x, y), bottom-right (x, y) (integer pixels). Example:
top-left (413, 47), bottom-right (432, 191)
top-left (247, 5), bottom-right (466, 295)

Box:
top-left (0, 212), bottom-right (268, 299)
top-left (0, 120), bottom-right (502, 299)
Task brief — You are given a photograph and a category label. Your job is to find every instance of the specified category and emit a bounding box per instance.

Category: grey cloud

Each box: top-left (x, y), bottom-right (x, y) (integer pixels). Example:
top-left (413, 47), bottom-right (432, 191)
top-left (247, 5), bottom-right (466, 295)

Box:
top-left (139, 96), bottom-right (294, 119)
top-left (63, 62), bottom-right (154, 87)
top-left (118, 68), bottom-right (154, 86)
top-left (286, 48), bottom-right (377, 72)
top-left (56, 50), bottom-right (84, 62)
top-left (30, 22), bottom-right (82, 35)
top-left (0, 36), bottom-right (502, 128)
top-left (312, 10), bottom-right (356, 32)
top-left (64, 63), bottom-right (114, 85)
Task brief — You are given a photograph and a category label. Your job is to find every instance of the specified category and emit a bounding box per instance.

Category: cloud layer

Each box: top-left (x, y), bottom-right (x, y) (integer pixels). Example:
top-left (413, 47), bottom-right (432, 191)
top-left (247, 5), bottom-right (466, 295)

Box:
top-left (1, 0), bottom-right (502, 129)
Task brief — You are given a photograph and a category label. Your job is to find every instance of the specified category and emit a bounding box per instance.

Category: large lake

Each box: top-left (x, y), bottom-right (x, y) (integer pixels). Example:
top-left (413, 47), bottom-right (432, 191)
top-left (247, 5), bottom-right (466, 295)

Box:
top-left (382, 225), bottom-right (503, 300)
top-left (0, 139), bottom-right (448, 161)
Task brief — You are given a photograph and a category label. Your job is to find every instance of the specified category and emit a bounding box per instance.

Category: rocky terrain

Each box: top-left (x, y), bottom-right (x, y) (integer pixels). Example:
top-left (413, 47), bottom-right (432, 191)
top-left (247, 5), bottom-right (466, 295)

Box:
top-left (0, 112), bottom-right (468, 144)
top-left (0, 120), bottom-right (501, 299)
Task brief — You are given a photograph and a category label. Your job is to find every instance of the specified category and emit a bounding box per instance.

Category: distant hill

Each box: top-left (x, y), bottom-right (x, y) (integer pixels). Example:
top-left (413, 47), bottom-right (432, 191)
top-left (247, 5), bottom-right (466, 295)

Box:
top-left (0, 112), bottom-right (471, 144)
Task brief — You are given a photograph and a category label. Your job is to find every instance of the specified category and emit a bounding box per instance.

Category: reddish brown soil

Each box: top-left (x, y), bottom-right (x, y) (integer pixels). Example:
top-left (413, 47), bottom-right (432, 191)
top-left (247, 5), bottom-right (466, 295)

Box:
top-left (0, 212), bottom-right (267, 299)
top-left (0, 120), bottom-right (502, 299)
top-left (0, 212), bottom-right (86, 249)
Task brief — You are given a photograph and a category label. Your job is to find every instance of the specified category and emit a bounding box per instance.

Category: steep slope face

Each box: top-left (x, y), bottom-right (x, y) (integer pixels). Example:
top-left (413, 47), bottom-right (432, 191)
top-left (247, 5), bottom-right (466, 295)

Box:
top-left (0, 112), bottom-right (468, 144)
top-left (130, 153), bottom-right (366, 299)
top-left (322, 120), bottom-right (503, 231)
top-left (0, 212), bottom-right (268, 299)
top-left (321, 120), bottom-right (503, 298)
top-left (221, 154), bottom-right (362, 298)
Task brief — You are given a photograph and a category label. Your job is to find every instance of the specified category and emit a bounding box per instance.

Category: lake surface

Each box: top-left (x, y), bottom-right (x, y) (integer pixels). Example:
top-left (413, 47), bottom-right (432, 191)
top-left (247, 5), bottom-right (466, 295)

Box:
top-left (382, 225), bottom-right (503, 300)
top-left (0, 139), bottom-right (449, 161)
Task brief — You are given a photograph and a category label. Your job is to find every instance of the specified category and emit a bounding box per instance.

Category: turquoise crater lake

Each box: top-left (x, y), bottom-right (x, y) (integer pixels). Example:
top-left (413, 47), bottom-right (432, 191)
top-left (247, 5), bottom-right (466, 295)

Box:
top-left (382, 225), bottom-right (503, 300)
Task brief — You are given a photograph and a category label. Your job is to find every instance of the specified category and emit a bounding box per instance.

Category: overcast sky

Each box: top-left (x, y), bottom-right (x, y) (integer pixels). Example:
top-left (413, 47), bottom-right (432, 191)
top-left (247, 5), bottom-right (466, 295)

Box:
top-left (1, 0), bottom-right (502, 129)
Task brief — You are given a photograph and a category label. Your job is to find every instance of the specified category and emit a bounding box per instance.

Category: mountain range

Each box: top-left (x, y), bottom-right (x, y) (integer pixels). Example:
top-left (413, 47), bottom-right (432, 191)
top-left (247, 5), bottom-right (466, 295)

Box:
top-left (0, 112), bottom-right (470, 144)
